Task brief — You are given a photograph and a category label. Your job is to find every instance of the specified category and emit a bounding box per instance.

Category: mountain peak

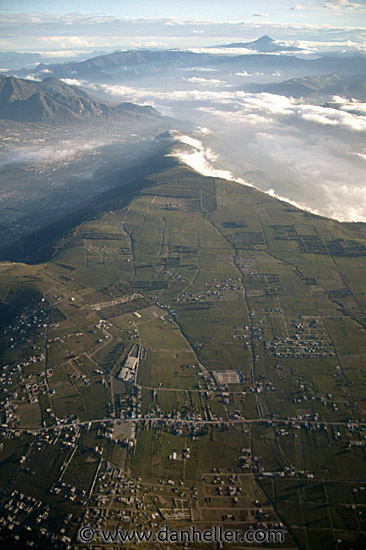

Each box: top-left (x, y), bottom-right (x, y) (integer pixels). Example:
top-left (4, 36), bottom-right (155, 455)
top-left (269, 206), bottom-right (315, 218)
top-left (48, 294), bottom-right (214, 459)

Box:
top-left (41, 76), bottom-right (63, 85)
top-left (256, 35), bottom-right (275, 44)
top-left (217, 35), bottom-right (298, 53)
top-left (0, 74), bottom-right (160, 125)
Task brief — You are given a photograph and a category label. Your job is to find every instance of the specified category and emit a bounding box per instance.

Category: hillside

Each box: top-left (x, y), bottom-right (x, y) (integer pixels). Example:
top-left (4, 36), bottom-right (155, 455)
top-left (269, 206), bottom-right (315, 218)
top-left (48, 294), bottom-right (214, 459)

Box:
top-left (0, 152), bottom-right (365, 548)
top-left (0, 75), bottom-right (159, 124)
top-left (247, 72), bottom-right (366, 100)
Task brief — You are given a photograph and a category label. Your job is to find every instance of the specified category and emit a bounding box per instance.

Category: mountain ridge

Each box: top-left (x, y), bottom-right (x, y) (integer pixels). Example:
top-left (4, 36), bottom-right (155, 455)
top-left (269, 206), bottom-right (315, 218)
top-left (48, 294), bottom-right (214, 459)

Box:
top-left (0, 74), bottom-right (159, 124)
top-left (8, 42), bottom-right (366, 84)
top-left (246, 72), bottom-right (366, 100)
top-left (2, 138), bottom-right (364, 266)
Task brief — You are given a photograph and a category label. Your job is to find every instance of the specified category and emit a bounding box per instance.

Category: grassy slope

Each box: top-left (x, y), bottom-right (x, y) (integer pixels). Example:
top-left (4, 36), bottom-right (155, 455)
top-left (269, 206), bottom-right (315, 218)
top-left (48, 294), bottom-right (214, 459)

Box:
top-left (0, 160), bottom-right (366, 548)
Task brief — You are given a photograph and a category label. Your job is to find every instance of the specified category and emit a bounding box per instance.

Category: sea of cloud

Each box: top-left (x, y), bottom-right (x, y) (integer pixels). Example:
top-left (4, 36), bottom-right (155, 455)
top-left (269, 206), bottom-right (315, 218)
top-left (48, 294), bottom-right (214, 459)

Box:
top-left (85, 77), bottom-right (366, 222)
top-left (0, 139), bottom-right (105, 169)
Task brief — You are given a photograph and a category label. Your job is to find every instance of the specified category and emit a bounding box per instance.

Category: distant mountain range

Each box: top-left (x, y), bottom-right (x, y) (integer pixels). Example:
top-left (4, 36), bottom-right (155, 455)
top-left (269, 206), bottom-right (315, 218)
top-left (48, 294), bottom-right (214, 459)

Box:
top-left (0, 75), bottom-right (159, 124)
top-left (247, 72), bottom-right (366, 101)
top-left (11, 50), bottom-right (204, 83)
top-left (217, 35), bottom-right (301, 52)
top-left (0, 51), bottom-right (109, 70)
top-left (8, 41), bottom-right (366, 85)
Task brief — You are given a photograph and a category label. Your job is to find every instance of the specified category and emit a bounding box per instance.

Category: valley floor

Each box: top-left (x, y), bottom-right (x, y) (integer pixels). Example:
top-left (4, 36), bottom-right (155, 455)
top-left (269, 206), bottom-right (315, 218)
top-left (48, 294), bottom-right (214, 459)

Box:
top-left (0, 160), bottom-right (365, 549)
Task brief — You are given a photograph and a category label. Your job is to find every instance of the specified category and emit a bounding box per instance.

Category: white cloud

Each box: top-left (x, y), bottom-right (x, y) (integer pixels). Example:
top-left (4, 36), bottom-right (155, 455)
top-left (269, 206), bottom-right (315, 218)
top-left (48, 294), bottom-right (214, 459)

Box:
top-left (297, 104), bottom-right (366, 131)
top-left (242, 130), bottom-right (366, 221)
top-left (78, 79), bottom-right (366, 221)
top-left (300, 111), bottom-right (339, 126)
top-left (1, 13), bottom-right (366, 55)
top-left (195, 126), bottom-right (213, 136)
top-left (330, 96), bottom-right (366, 115)
top-left (189, 47), bottom-right (261, 55)
top-left (291, 4), bottom-right (304, 10)
top-left (168, 132), bottom-right (252, 186)
top-left (324, 184), bottom-right (366, 221)
top-left (60, 78), bottom-right (88, 87)
top-left (0, 140), bottom-right (105, 169)
top-left (325, 0), bottom-right (366, 11)
top-left (235, 70), bottom-right (263, 76)
top-left (23, 75), bottom-right (40, 81)
top-left (170, 132), bottom-right (329, 219)
top-left (199, 91), bottom-right (366, 132)
top-left (145, 40), bottom-right (170, 47)
top-left (96, 82), bottom-right (235, 103)
top-left (284, 39), bottom-right (366, 52)
top-left (41, 36), bottom-right (97, 49)
top-left (95, 82), bottom-right (366, 133)
top-left (39, 50), bottom-right (84, 57)
top-left (266, 189), bottom-right (322, 215)
top-left (186, 77), bottom-right (227, 86)
top-left (181, 67), bottom-right (218, 72)
top-left (252, 13), bottom-right (269, 17)
top-left (128, 39), bottom-right (169, 48)
top-left (352, 152), bottom-right (366, 161)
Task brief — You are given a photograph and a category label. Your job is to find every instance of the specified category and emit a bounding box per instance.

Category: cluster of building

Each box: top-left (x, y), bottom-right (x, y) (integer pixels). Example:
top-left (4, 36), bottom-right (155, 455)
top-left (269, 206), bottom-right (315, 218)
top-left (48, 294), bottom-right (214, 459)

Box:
top-left (0, 489), bottom-right (74, 549)
top-left (265, 335), bottom-right (335, 359)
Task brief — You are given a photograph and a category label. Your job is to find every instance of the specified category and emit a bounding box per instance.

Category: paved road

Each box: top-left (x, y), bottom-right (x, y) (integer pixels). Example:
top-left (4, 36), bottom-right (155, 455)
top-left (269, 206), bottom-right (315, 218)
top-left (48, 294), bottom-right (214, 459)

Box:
top-left (2, 416), bottom-right (365, 434)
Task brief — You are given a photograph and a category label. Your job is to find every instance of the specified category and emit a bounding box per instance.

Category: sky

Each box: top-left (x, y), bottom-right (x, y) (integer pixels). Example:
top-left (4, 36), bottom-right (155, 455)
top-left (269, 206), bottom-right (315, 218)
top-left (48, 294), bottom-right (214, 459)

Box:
top-left (1, 0), bottom-right (366, 23)
top-left (1, 1), bottom-right (365, 222)
top-left (0, 0), bottom-right (365, 53)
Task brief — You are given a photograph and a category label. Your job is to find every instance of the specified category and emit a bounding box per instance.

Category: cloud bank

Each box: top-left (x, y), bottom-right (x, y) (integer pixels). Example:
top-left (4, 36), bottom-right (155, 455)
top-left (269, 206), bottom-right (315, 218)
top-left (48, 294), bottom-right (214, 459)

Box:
top-left (85, 75), bottom-right (366, 222)
top-left (168, 132), bottom-right (252, 186)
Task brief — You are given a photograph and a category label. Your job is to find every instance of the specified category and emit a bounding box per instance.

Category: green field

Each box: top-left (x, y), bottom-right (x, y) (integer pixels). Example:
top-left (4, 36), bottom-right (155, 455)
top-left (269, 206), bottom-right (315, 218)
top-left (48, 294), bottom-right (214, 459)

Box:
top-left (0, 158), bottom-right (365, 548)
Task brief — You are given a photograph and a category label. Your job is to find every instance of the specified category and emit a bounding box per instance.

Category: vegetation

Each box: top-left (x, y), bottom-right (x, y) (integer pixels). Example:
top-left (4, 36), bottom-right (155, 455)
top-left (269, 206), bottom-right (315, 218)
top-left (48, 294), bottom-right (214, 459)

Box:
top-left (0, 159), bottom-right (365, 548)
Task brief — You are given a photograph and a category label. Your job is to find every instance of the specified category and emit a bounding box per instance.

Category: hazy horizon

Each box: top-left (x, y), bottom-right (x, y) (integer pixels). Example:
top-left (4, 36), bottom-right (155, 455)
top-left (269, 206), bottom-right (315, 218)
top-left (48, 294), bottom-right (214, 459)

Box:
top-left (0, 0), bottom-right (365, 226)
